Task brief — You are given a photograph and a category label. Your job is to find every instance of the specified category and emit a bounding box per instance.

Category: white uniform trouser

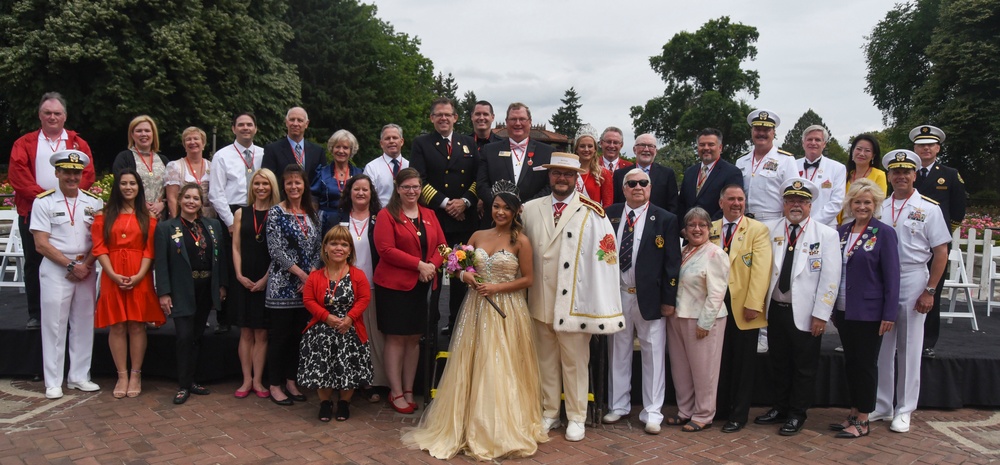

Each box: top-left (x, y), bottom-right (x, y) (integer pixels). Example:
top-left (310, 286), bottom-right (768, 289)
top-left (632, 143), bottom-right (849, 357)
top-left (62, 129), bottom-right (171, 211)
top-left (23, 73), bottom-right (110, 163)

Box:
top-left (607, 290), bottom-right (666, 425)
top-left (40, 258), bottom-right (97, 389)
top-left (875, 265), bottom-right (928, 417)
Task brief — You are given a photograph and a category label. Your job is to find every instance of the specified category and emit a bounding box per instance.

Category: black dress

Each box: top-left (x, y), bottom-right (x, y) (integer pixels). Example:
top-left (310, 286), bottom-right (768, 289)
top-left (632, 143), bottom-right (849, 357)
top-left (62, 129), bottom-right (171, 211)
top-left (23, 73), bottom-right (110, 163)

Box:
top-left (376, 216), bottom-right (430, 336)
top-left (233, 207), bottom-right (271, 328)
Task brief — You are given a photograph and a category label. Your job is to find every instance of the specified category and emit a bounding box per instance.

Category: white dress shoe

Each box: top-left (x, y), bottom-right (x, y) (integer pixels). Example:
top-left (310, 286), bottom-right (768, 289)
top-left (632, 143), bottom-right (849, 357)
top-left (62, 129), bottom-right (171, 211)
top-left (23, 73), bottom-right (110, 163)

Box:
top-left (890, 413), bottom-right (911, 433)
top-left (644, 422), bottom-right (661, 435)
top-left (602, 412), bottom-right (624, 424)
top-left (868, 411), bottom-right (892, 422)
top-left (565, 421), bottom-right (586, 442)
top-left (45, 387), bottom-right (64, 399)
top-left (542, 416), bottom-right (562, 433)
top-left (67, 380), bottom-right (100, 392)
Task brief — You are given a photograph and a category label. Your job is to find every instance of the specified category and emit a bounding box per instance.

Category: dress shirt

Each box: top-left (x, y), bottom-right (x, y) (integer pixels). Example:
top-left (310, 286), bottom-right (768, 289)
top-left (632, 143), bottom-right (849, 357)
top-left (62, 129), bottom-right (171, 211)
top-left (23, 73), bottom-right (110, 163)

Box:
top-left (735, 147), bottom-right (798, 219)
top-left (363, 153), bottom-right (409, 207)
top-left (286, 136), bottom-right (305, 164)
top-left (35, 130), bottom-right (66, 190)
top-left (208, 140), bottom-right (264, 227)
top-left (510, 138), bottom-right (529, 185)
top-left (617, 202), bottom-right (648, 288)
top-left (883, 190), bottom-right (951, 266)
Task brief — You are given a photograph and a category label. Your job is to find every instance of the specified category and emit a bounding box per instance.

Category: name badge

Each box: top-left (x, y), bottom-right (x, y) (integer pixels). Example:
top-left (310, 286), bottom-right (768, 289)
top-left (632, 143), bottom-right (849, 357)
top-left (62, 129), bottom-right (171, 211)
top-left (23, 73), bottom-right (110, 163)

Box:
top-left (498, 151), bottom-right (512, 158)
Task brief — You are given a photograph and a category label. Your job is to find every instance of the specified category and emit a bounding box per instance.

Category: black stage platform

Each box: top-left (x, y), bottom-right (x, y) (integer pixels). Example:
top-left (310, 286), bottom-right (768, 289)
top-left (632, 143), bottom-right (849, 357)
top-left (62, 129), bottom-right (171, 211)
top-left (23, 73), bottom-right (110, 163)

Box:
top-left (1, 288), bottom-right (997, 408)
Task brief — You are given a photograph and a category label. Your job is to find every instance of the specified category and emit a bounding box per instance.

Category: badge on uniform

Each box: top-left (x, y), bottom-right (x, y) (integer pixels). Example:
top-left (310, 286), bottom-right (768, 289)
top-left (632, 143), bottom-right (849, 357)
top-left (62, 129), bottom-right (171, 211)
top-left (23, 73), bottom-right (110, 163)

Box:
top-left (84, 206), bottom-right (97, 216)
top-left (172, 227), bottom-right (183, 253)
top-left (763, 160), bottom-right (779, 171)
top-left (742, 253), bottom-right (753, 267)
top-left (937, 178), bottom-right (945, 185)
top-left (610, 217), bottom-right (620, 223)
top-left (462, 145), bottom-right (471, 156)
top-left (655, 235), bottom-right (664, 248)
top-left (821, 180), bottom-right (832, 189)
top-left (498, 151), bottom-right (512, 158)
top-left (52, 212), bottom-right (65, 217)
top-left (670, 278), bottom-right (677, 287)
top-left (809, 258), bottom-right (822, 272)
top-left (863, 236), bottom-right (877, 251)
top-left (809, 242), bottom-right (820, 255)
top-left (774, 236), bottom-right (784, 244)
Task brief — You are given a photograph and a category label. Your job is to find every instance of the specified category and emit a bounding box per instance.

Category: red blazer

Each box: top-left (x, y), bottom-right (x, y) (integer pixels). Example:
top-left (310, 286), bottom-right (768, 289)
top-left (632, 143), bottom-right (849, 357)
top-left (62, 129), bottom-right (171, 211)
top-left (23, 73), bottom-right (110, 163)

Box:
top-left (9, 130), bottom-right (96, 216)
top-left (581, 167), bottom-right (614, 208)
top-left (302, 266), bottom-right (372, 342)
top-left (373, 206), bottom-right (446, 291)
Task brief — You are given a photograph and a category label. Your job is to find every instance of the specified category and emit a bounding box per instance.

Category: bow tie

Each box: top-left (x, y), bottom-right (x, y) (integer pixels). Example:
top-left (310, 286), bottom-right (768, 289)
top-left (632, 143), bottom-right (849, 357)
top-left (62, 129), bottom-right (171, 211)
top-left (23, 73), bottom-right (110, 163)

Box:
top-left (512, 140), bottom-right (528, 151)
top-left (804, 160), bottom-right (820, 171)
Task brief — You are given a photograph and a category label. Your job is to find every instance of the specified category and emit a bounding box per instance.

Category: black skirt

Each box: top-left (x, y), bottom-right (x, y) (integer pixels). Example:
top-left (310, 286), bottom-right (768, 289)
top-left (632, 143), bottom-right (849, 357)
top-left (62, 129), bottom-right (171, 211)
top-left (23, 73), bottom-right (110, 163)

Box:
top-left (375, 282), bottom-right (431, 336)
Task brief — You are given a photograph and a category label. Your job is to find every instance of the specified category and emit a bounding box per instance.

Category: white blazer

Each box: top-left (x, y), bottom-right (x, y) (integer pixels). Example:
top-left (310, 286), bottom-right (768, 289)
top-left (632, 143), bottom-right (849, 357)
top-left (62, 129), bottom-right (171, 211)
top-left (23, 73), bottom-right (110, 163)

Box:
top-left (763, 217), bottom-right (842, 331)
top-left (795, 156), bottom-right (846, 228)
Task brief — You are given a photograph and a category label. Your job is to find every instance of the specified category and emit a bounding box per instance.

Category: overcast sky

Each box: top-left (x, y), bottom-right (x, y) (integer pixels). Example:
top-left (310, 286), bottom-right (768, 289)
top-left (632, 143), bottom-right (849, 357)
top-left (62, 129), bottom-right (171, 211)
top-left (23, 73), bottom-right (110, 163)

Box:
top-left (370, 0), bottom-right (901, 152)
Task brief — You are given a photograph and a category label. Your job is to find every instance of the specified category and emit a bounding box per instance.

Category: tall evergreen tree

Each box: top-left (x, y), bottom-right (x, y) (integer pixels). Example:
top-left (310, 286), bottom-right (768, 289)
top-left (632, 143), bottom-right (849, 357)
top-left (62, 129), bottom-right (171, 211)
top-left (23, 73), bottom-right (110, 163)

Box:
top-left (779, 109), bottom-right (848, 163)
top-left (549, 87), bottom-right (583, 138)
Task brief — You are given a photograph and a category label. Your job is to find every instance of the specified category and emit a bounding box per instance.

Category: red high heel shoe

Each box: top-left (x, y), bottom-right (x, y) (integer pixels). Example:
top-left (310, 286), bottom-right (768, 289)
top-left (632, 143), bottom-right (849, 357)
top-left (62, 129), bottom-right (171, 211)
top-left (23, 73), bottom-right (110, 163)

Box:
top-left (389, 393), bottom-right (414, 414)
top-left (403, 390), bottom-right (418, 410)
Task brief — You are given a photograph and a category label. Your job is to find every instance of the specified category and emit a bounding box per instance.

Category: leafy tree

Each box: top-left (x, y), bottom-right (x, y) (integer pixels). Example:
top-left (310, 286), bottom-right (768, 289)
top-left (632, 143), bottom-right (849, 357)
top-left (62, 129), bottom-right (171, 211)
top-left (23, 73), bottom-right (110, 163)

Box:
top-left (455, 90), bottom-right (478, 136)
top-left (0, 0), bottom-right (301, 170)
top-left (779, 109), bottom-right (849, 163)
top-left (549, 87), bottom-right (583, 139)
top-left (655, 141), bottom-right (698, 185)
top-left (284, 0), bottom-right (436, 163)
top-left (631, 17), bottom-right (760, 161)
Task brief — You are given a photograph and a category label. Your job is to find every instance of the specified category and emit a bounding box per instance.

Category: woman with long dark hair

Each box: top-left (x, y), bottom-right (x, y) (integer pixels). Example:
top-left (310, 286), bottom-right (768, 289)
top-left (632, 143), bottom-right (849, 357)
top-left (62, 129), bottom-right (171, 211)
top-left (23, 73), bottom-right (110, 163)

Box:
top-left (265, 164), bottom-right (323, 405)
top-left (402, 181), bottom-right (548, 460)
top-left (839, 134), bottom-right (887, 225)
top-left (92, 170), bottom-right (162, 398)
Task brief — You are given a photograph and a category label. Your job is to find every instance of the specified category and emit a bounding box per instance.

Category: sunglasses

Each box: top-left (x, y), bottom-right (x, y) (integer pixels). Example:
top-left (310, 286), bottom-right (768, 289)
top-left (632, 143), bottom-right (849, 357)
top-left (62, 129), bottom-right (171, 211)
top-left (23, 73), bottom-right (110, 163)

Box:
top-left (625, 180), bottom-right (650, 188)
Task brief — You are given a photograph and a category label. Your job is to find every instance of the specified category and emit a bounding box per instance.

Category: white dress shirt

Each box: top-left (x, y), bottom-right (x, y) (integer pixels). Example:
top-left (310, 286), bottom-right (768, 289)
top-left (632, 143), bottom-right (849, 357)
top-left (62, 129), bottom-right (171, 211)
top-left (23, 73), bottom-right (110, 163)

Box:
top-left (35, 130), bottom-right (67, 190)
top-left (209, 140), bottom-right (263, 227)
top-left (363, 153), bottom-right (410, 207)
top-left (735, 146), bottom-right (798, 220)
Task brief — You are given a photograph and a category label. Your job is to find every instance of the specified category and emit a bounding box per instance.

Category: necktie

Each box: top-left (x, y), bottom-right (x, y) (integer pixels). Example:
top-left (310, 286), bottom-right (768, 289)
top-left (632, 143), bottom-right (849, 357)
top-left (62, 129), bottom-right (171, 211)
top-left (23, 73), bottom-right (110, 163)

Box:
top-left (294, 143), bottom-right (303, 166)
top-left (391, 158), bottom-right (400, 177)
top-left (778, 224), bottom-right (799, 293)
top-left (696, 165), bottom-right (710, 194)
top-left (804, 160), bottom-right (820, 171)
top-left (444, 136), bottom-right (452, 156)
top-left (553, 202), bottom-right (566, 226)
top-left (243, 148), bottom-right (254, 186)
top-left (724, 222), bottom-right (735, 252)
top-left (620, 211), bottom-right (635, 273)
top-left (919, 167), bottom-right (928, 184)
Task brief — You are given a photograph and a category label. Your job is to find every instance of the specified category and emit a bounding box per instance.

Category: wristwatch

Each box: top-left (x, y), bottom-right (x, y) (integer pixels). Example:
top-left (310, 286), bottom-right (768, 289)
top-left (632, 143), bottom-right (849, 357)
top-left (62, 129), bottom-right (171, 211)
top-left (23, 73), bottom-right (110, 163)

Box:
top-left (463, 198), bottom-right (472, 209)
top-left (925, 287), bottom-right (936, 296)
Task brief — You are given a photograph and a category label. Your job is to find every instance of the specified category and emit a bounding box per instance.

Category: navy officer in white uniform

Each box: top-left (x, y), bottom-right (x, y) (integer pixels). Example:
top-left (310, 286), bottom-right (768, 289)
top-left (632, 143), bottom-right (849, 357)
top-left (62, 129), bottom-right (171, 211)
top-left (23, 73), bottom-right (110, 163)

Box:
top-left (30, 150), bottom-right (104, 399)
top-left (872, 150), bottom-right (950, 433)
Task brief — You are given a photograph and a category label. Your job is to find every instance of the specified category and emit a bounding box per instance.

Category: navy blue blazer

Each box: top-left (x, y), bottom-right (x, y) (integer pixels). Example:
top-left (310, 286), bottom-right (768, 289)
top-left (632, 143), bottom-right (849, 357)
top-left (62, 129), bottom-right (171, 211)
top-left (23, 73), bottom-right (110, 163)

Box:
top-left (675, 159), bottom-right (743, 220)
top-left (612, 164), bottom-right (678, 214)
top-left (837, 218), bottom-right (900, 323)
top-left (262, 138), bottom-right (324, 185)
top-left (607, 202), bottom-right (681, 320)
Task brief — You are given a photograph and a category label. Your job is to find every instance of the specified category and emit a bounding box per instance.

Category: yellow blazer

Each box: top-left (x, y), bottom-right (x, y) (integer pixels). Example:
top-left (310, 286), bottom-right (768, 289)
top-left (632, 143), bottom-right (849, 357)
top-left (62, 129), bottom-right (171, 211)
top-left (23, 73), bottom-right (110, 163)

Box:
top-left (710, 216), bottom-right (772, 330)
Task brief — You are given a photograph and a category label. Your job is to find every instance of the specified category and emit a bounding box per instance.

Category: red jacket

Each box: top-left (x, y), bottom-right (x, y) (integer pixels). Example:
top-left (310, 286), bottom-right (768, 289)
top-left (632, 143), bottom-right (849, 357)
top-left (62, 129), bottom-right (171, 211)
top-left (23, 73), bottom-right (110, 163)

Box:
top-left (9, 130), bottom-right (96, 216)
top-left (302, 266), bottom-right (372, 342)
top-left (373, 206), bottom-right (446, 291)
top-left (581, 167), bottom-right (615, 208)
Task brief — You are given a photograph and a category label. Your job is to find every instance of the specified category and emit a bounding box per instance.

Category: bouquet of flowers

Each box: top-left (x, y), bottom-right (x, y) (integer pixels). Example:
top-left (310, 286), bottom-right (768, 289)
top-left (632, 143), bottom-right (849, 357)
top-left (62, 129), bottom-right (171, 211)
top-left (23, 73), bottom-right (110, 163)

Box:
top-left (438, 244), bottom-right (505, 318)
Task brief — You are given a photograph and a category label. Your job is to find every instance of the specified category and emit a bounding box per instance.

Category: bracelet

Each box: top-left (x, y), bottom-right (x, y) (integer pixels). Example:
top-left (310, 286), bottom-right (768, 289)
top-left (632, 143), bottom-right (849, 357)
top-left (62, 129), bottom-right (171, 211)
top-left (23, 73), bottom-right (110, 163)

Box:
top-left (458, 270), bottom-right (465, 282)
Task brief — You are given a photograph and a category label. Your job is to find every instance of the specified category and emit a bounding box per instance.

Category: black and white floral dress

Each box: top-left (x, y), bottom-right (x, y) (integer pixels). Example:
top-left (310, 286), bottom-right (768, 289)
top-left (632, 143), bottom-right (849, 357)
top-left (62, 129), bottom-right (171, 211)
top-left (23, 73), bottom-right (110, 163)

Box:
top-left (297, 271), bottom-right (373, 390)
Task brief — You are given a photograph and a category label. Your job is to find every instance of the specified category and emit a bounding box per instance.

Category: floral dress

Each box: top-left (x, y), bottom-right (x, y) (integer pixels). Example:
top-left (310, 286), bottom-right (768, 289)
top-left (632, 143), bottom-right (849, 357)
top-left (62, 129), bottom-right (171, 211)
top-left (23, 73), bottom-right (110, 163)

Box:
top-left (297, 270), bottom-right (373, 390)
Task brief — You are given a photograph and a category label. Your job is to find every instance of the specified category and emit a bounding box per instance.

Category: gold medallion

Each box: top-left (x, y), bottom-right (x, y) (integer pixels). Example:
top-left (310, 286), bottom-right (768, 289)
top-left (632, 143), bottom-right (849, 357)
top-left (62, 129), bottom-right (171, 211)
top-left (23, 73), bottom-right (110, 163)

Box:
top-left (788, 246), bottom-right (794, 252)
top-left (121, 233), bottom-right (127, 239)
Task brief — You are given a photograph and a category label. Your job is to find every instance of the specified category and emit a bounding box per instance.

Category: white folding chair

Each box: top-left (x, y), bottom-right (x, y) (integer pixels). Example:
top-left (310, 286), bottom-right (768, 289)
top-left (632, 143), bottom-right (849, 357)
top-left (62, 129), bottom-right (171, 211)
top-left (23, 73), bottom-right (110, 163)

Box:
top-left (985, 245), bottom-right (1000, 318)
top-left (941, 248), bottom-right (978, 330)
top-left (0, 210), bottom-right (26, 291)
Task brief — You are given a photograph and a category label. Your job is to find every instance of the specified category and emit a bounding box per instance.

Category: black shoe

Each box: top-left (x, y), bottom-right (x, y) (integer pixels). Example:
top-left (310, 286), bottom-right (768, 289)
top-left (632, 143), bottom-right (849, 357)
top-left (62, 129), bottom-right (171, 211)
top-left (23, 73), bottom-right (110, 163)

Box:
top-left (922, 348), bottom-right (936, 359)
top-left (754, 409), bottom-right (787, 425)
top-left (214, 324), bottom-right (231, 334)
top-left (270, 394), bottom-right (293, 406)
top-left (282, 386), bottom-right (306, 402)
top-left (318, 400), bottom-right (333, 422)
top-left (779, 418), bottom-right (805, 436)
top-left (173, 389), bottom-right (190, 405)
top-left (721, 421), bottom-right (745, 433)
top-left (335, 400), bottom-right (350, 421)
top-left (25, 318), bottom-right (41, 330)
top-left (189, 383), bottom-right (210, 395)
top-left (441, 325), bottom-right (452, 336)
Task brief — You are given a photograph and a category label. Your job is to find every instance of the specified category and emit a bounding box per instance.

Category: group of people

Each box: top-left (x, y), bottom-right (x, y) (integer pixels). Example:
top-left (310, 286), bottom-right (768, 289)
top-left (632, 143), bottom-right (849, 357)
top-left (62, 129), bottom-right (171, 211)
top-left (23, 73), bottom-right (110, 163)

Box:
top-left (8, 91), bottom-right (965, 461)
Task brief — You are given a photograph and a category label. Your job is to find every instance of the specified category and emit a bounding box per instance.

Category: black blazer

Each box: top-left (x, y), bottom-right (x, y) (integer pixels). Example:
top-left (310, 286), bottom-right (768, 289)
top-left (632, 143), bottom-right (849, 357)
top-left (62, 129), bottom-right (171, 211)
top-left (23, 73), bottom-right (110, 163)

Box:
top-left (153, 217), bottom-right (230, 318)
top-left (261, 137), bottom-right (324, 183)
top-left (469, 132), bottom-right (503, 157)
top-left (477, 138), bottom-right (554, 206)
top-left (915, 162), bottom-right (966, 233)
top-left (675, 159), bottom-right (743, 220)
top-left (607, 202), bottom-right (681, 320)
top-left (612, 164), bottom-right (679, 214)
top-left (410, 132), bottom-right (479, 233)
top-left (112, 149), bottom-right (169, 178)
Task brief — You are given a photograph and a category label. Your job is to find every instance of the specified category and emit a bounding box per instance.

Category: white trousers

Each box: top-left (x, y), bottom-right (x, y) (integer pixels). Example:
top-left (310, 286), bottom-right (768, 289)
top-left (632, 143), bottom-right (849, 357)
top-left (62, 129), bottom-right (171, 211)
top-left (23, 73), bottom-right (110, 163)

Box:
top-left (40, 259), bottom-right (97, 389)
top-left (607, 291), bottom-right (667, 424)
top-left (875, 265), bottom-right (928, 417)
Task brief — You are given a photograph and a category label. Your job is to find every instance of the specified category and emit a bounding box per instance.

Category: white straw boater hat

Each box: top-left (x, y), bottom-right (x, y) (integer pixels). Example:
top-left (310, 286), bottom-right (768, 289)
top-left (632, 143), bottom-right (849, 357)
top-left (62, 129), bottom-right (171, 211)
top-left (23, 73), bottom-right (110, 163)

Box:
top-left (533, 152), bottom-right (587, 173)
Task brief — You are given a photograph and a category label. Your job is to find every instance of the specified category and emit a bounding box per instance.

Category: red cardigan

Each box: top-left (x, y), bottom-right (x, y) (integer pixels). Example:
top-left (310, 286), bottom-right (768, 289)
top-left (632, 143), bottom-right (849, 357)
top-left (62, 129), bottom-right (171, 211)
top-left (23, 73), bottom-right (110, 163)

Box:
top-left (302, 266), bottom-right (372, 342)
top-left (581, 167), bottom-right (614, 208)
top-left (373, 206), bottom-right (446, 291)
top-left (9, 130), bottom-right (96, 216)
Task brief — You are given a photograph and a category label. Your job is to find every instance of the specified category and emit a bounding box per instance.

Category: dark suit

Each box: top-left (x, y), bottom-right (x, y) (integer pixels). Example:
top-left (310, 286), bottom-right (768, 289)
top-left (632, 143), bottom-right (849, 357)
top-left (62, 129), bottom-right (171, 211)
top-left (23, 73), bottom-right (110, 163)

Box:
top-left (915, 162), bottom-right (966, 349)
top-left (676, 159), bottom-right (743, 220)
top-left (835, 218), bottom-right (900, 413)
top-left (261, 137), bottom-right (324, 183)
top-left (410, 131), bottom-right (478, 329)
top-left (606, 203), bottom-right (681, 317)
top-left (613, 164), bottom-right (679, 214)
top-left (469, 132), bottom-right (503, 157)
top-left (477, 138), bottom-right (554, 209)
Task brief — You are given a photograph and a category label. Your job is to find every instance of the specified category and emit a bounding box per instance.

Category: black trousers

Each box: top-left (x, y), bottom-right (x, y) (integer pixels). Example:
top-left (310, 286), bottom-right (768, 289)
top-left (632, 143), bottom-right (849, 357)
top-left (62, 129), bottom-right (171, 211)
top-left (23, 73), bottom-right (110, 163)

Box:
top-left (767, 300), bottom-right (822, 420)
top-left (17, 215), bottom-right (42, 321)
top-left (173, 278), bottom-right (214, 389)
top-left (432, 230), bottom-right (472, 329)
top-left (716, 296), bottom-right (759, 424)
top-left (832, 311), bottom-right (882, 413)
top-left (923, 242), bottom-right (949, 349)
top-left (266, 307), bottom-right (309, 387)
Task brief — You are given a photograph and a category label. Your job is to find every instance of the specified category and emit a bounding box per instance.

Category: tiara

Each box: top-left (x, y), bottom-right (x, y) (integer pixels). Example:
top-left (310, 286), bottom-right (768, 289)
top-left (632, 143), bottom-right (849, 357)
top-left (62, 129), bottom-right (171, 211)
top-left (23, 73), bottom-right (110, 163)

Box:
top-left (491, 179), bottom-right (519, 198)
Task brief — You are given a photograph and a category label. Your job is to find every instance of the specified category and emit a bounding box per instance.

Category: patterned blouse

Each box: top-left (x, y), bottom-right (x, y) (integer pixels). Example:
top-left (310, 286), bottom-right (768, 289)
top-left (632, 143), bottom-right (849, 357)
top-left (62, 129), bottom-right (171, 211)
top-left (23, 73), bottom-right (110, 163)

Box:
top-left (265, 204), bottom-right (323, 308)
top-left (132, 151), bottom-right (167, 202)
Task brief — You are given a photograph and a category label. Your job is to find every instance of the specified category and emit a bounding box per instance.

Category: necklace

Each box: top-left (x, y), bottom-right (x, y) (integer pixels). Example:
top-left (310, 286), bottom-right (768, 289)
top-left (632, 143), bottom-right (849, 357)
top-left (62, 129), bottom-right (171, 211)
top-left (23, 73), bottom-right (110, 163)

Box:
top-left (290, 206), bottom-right (311, 237)
top-left (45, 135), bottom-right (62, 153)
top-left (135, 149), bottom-right (155, 173)
top-left (253, 207), bottom-right (268, 242)
top-left (681, 243), bottom-right (703, 265)
top-left (185, 157), bottom-right (205, 182)
top-left (64, 196), bottom-right (78, 226)
top-left (120, 211), bottom-right (134, 239)
top-left (182, 218), bottom-right (203, 246)
top-left (350, 214), bottom-right (369, 240)
top-left (891, 194), bottom-right (910, 227)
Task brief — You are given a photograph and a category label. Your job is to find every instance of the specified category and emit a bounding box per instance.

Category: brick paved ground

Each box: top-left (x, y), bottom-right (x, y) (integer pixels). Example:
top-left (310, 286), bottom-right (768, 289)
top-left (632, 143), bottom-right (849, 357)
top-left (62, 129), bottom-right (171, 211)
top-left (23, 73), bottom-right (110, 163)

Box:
top-left (0, 377), bottom-right (996, 464)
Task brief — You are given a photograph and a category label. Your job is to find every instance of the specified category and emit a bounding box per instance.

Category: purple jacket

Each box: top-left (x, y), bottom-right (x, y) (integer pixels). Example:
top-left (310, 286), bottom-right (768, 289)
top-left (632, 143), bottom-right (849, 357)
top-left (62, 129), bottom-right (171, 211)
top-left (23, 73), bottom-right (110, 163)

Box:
top-left (837, 218), bottom-right (900, 322)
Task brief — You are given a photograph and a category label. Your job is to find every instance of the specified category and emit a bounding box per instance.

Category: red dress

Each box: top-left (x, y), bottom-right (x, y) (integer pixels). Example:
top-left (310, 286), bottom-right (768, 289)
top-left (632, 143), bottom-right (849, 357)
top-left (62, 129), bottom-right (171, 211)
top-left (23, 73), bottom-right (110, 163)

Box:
top-left (580, 168), bottom-right (614, 208)
top-left (92, 214), bottom-right (164, 327)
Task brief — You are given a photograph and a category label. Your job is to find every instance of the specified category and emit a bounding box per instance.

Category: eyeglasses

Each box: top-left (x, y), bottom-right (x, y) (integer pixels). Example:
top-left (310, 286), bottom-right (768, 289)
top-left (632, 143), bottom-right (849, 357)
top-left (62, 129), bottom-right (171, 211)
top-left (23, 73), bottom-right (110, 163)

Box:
top-left (431, 113), bottom-right (454, 118)
top-left (549, 171), bottom-right (577, 179)
top-left (625, 180), bottom-right (650, 188)
top-left (635, 143), bottom-right (656, 149)
top-left (507, 117), bottom-right (529, 124)
top-left (399, 185), bottom-right (421, 191)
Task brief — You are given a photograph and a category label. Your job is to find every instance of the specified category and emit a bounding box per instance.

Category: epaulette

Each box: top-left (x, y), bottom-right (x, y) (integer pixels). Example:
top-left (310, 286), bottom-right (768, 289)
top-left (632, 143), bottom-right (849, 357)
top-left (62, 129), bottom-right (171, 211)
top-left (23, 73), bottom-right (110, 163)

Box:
top-left (578, 195), bottom-right (605, 217)
top-left (777, 149), bottom-right (795, 157)
top-left (36, 189), bottom-right (55, 199)
top-left (921, 195), bottom-right (940, 205)
top-left (82, 190), bottom-right (101, 199)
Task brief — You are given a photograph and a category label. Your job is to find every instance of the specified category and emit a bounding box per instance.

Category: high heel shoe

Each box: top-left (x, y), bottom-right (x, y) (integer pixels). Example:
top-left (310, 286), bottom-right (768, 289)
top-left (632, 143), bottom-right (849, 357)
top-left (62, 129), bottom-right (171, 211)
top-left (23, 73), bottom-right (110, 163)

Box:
top-left (126, 370), bottom-right (142, 398)
top-left (113, 371), bottom-right (128, 399)
top-left (829, 415), bottom-right (857, 431)
top-left (389, 393), bottom-right (414, 414)
top-left (835, 418), bottom-right (870, 438)
top-left (403, 390), bottom-right (417, 410)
